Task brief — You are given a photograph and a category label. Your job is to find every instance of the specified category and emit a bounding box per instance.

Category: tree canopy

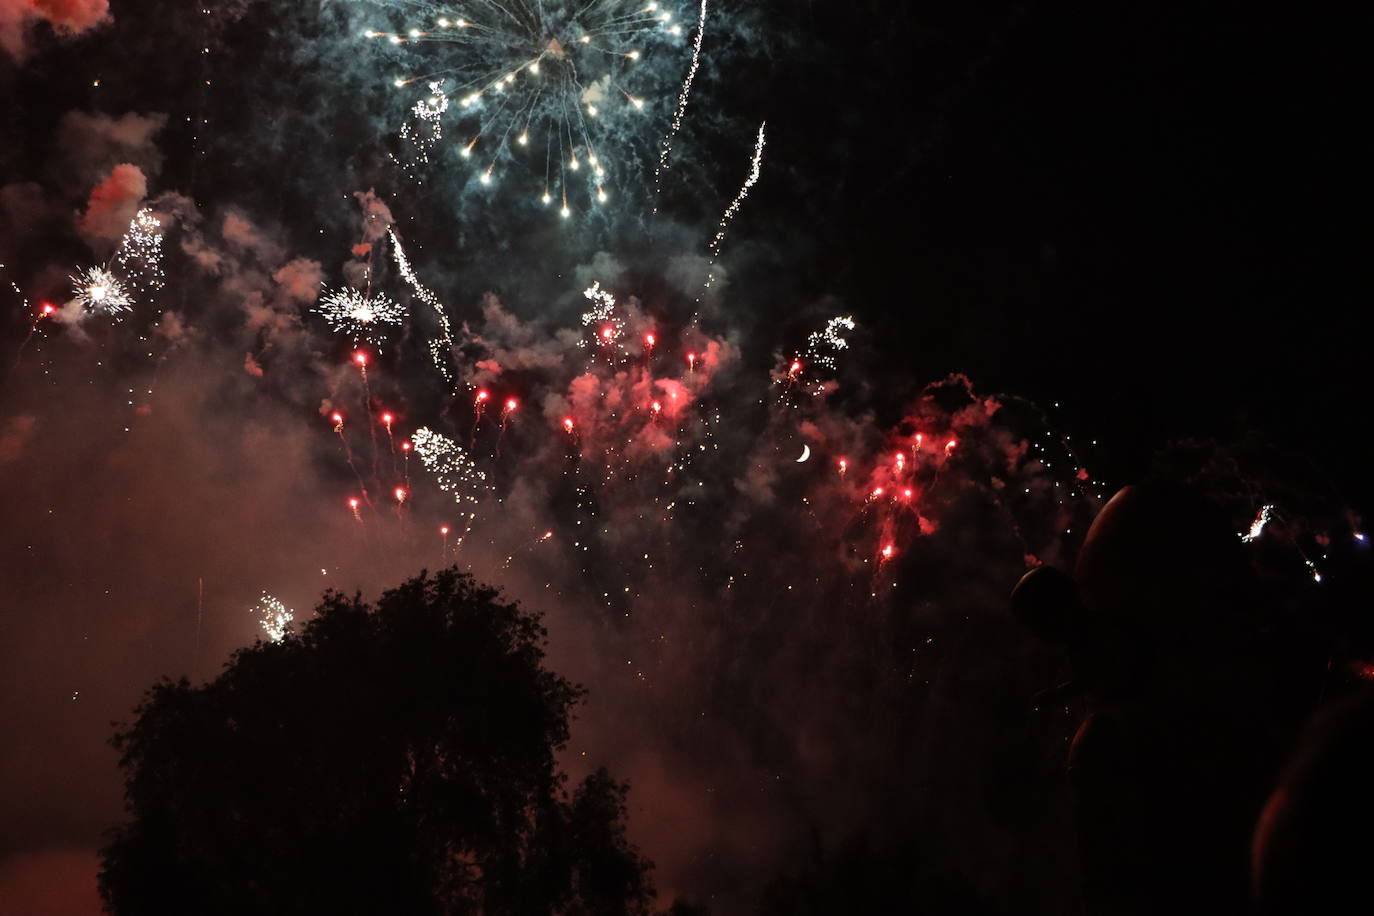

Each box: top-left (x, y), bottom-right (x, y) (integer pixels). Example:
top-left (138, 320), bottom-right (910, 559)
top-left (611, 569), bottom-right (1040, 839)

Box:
top-left (99, 568), bottom-right (654, 915)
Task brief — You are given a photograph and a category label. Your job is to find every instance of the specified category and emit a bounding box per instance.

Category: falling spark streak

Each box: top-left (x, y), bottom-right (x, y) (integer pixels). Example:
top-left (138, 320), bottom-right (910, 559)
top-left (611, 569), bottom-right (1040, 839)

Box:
top-left (413, 427), bottom-right (490, 548)
top-left (503, 530), bottom-right (557, 569)
top-left (251, 592), bottom-right (294, 642)
top-left (654, 0), bottom-right (708, 207)
top-left (497, 397), bottom-right (518, 456)
top-left (389, 230), bottom-right (453, 378)
top-left (471, 388), bottom-right (490, 446)
top-left (703, 122), bottom-right (766, 291)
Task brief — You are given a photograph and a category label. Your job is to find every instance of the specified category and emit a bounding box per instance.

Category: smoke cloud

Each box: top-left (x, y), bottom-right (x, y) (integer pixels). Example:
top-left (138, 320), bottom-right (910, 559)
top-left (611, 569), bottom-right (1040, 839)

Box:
top-left (0, 0), bottom-right (108, 60)
top-left (77, 163), bottom-right (146, 248)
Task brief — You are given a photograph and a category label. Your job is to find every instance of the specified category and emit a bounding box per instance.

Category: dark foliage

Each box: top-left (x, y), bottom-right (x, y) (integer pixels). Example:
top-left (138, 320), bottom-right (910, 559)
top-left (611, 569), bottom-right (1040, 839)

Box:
top-left (756, 834), bottom-right (983, 916)
top-left (99, 568), bottom-right (654, 916)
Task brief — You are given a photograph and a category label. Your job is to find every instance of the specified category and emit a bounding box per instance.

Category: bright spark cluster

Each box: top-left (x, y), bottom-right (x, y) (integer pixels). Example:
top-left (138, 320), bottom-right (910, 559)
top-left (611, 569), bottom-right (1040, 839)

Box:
top-left (1241, 504), bottom-right (1275, 542)
top-left (412, 426), bottom-right (490, 520)
top-left (580, 281), bottom-right (624, 350)
top-left (804, 315), bottom-right (856, 372)
top-left (315, 287), bottom-right (406, 344)
top-left (111, 208), bottom-right (166, 297)
top-left (70, 267), bottom-right (134, 317)
top-left (251, 592), bottom-right (294, 642)
top-left (778, 315), bottom-right (857, 397)
top-left (371, 1), bottom-right (687, 215)
top-left (392, 81), bottom-right (449, 182)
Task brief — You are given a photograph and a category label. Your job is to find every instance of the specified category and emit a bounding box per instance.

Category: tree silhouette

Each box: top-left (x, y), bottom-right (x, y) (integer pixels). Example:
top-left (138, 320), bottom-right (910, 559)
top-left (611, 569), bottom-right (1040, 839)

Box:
top-left (99, 568), bottom-right (654, 915)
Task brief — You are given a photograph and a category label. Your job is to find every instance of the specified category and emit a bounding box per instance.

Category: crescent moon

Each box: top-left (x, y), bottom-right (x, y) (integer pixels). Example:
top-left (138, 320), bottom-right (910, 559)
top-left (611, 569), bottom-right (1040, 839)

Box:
top-left (796, 444), bottom-right (811, 463)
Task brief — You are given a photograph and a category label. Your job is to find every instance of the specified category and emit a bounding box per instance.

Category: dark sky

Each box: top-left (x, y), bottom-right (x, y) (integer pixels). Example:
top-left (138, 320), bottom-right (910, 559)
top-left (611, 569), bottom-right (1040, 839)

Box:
top-left (1, 2), bottom-right (1369, 913)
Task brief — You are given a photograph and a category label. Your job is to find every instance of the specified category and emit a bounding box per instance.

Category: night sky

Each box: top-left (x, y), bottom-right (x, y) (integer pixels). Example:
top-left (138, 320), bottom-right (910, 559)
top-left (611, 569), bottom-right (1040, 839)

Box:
top-left (1, 2), bottom-right (1369, 913)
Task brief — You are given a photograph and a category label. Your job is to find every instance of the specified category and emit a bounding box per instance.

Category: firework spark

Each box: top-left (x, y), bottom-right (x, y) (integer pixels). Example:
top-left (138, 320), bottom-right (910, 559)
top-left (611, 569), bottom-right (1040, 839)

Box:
top-left (70, 267), bottom-right (134, 316)
top-left (1241, 504), bottom-right (1275, 542)
top-left (373, 0), bottom-right (689, 213)
top-left (703, 122), bottom-right (766, 291)
top-left (250, 592), bottom-right (294, 642)
top-left (654, 0), bottom-right (707, 206)
top-left (111, 208), bottom-right (166, 296)
top-left (413, 426), bottom-right (490, 546)
top-left (315, 287), bottom-right (405, 343)
top-left (389, 229), bottom-right (453, 378)
top-left (580, 281), bottom-right (625, 351)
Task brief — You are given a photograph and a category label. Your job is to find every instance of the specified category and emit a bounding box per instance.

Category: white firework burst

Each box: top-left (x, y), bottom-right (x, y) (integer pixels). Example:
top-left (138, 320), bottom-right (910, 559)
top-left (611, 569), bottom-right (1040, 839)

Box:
top-left (112, 208), bottom-right (166, 296)
top-left (315, 287), bottom-right (406, 343)
top-left (251, 592), bottom-right (294, 643)
top-left (71, 267), bottom-right (135, 317)
top-left (370, 0), bottom-right (692, 214)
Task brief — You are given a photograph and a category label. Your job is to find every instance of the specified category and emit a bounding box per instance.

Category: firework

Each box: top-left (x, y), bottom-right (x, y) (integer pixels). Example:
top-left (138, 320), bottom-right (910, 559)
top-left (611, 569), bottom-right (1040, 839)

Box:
top-left (315, 288), bottom-right (405, 343)
top-left (391, 80), bottom-right (450, 181)
top-left (111, 208), bottom-right (166, 296)
top-left (1241, 504), bottom-right (1275, 542)
top-left (373, 0), bottom-right (689, 213)
top-left (581, 282), bottom-right (624, 351)
top-left (654, 0), bottom-right (707, 206)
top-left (412, 427), bottom-right (490, 545)
top-left (804, 316), bottom-right (856, 372)
top-left (389, 229), bottom-right (454, 378)
top-left (70, 267), bottom-right (134, 316)
top-left (703, 122), bottom-right (766, 290)
top-left (250, 592), bottom-right (294, 642)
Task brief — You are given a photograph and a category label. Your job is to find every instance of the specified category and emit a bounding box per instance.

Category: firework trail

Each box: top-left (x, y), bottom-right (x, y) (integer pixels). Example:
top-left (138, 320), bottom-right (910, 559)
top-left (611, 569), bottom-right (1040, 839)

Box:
top-left (496, 396), bottom-right (518, 456)
top-left (702, 122), bottom-right (766, 296)
top-left (1237, 503), bottom-right (1327, 582)
top-left (331, 410), bottom-right (372, 499)
top-left (389, 229), bottom-right (454, 379)
top-left (2, 265), bottom-right (55, 383)
top-left (371, 0), bottom-right (690, 215)
top-left (653, 0), bottom-right (707, 209)
top-left (503, 530), bottom-right (555, 568)
top-left (470, 388), bottom-right (489, 446)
